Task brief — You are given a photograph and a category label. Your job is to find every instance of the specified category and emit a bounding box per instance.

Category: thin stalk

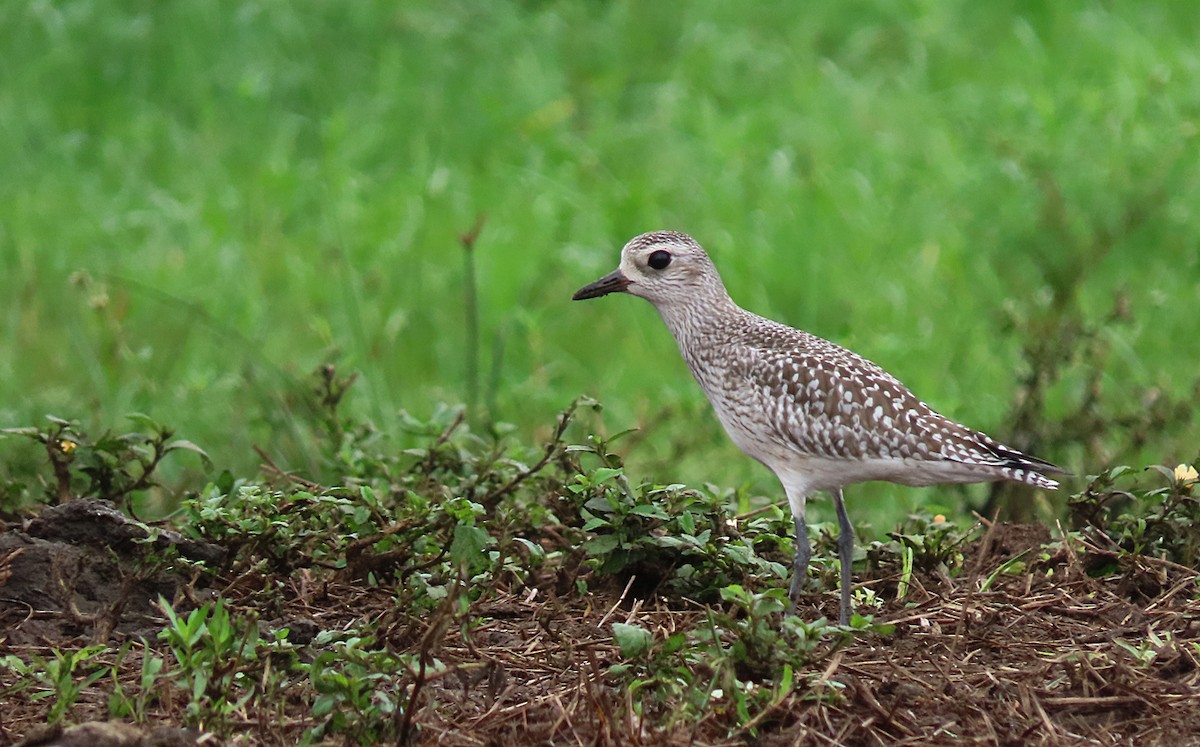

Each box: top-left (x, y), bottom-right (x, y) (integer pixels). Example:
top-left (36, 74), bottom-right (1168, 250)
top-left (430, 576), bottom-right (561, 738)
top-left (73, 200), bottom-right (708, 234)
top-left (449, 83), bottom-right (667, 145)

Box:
top-left (460, 215), bottom-right (487, 421)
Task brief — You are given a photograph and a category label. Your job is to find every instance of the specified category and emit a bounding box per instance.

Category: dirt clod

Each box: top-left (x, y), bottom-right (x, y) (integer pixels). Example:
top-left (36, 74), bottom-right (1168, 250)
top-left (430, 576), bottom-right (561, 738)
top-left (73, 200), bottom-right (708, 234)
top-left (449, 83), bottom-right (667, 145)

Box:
top-left (0, 500), bottom-right (216, 646)
top-left (15, 721), bottom-right (200, 747)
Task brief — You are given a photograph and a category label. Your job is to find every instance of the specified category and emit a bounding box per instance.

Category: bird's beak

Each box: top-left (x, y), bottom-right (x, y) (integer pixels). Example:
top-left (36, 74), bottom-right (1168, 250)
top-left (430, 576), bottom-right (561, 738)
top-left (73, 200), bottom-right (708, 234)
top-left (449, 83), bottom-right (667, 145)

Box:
top-left (572, 269), bottom-right (631, 300)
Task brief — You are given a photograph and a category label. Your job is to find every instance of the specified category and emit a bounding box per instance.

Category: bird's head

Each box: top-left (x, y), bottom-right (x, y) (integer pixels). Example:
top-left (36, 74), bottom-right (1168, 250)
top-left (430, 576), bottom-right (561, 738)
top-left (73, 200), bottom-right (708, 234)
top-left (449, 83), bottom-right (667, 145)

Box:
top-left (572, 231), bottom-right (723, 308)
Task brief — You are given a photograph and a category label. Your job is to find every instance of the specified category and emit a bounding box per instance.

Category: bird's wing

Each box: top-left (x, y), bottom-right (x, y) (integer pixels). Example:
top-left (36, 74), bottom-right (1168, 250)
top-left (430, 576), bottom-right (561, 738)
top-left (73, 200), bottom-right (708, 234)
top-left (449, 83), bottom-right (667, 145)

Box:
top-left (738, 330), bottom-right (1041, 471)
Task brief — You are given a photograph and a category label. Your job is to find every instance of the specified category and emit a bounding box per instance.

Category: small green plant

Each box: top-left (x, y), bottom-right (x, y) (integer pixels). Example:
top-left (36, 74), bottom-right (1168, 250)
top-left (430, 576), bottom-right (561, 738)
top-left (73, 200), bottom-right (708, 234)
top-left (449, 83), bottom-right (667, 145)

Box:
top-left (1, 414), bottom-right (211, 509)
top-left (158, 596), bottom-right (292, 732)
top-left (712, 585), bottom-right (826, 677)
top-left (108, 641), bottom-right (166, 722)
top-left (609, 584), bottom-right (892, 737)
top-left (863, 512), bottom-right (978, 603)
top-left (608, 620), bottom-right (718, 728)
top-left (307, 633), bottom-right (425, 745)
top-left (0, 645), bottom-right (110, 724)
top-left (1069, 462), bottom-right (1200, 568)
top-left (852, 585), bottom-right (885, 613)
top-left (565, 432), bottom-right (790, 599)
top-left (184, 398), bottom-right (600, 613)
top-left (184, 485), bottom-right (384, 572)
top-left (1113, 630), bottom-right (1173, 668)
top-left (979, 549), bottom-right (1033, 592)
top-left (880, 513), bottom-right (975, 574)
top-left (896, 543), bottom-right (915, 601)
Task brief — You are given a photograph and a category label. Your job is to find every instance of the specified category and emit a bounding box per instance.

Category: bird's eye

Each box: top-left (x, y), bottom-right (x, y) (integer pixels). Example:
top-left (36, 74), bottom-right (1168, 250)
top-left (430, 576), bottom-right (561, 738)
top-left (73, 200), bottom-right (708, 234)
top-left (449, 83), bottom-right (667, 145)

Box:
top-left (648, 250), bottom-right (672, 270)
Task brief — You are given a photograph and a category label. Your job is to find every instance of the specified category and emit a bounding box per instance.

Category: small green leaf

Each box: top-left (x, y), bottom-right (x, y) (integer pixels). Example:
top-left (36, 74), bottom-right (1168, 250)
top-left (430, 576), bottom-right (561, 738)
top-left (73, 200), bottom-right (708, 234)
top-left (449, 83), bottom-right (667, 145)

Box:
top-left (591, 467), bottom-right (623, 484)
top-left (661, 632), bottom-right (687, 655)
top-left (124, 412), bottom-right (164, 433)
top-left (778, 663), bottom-right (794, 693)
top-left (677, 511), bottom-right (696, 535)
top-left (584, 495), bottom-right (614, 513)
top-left (630, 504), bottom-right (669, 519)
top-left (167, 439), bottom-right (213, 470)
top-left (582, 534), bottom-right (620, 556)
top-left (214, 469), bottom-right (235, 494)
top-left (581, 517), bottom-right (608, 531)
top-left (0, 427), bottom-right (42, 438)
top-left (719, 584), bottom-right (749, 604)
top-left (450, 525), bottom-right (492, 567)
top-left (612, 623), bottom-right (653, 658)
top-left (1147, 465), bottom-right (1176, 481)
top-left (513, 537), bottom-right (545, 563)
top-left (607, 663), bottom-right (632, 677)
top-left (312, 693), bottom-right (338, 717)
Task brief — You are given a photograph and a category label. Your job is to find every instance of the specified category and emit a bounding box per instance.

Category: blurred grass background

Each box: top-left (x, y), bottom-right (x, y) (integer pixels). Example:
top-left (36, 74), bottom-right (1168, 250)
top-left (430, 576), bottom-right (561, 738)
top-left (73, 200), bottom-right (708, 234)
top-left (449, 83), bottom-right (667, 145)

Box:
top-left (1, 1), bottom-right (1197, 527)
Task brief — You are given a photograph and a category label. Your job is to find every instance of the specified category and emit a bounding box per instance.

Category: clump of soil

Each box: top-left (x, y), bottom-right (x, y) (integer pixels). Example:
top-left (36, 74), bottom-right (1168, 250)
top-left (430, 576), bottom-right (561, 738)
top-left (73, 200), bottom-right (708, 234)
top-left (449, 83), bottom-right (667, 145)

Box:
top-left (0, 500), bottom-right (221, 645)
top-left (16, 720), bottom-right (197, 747)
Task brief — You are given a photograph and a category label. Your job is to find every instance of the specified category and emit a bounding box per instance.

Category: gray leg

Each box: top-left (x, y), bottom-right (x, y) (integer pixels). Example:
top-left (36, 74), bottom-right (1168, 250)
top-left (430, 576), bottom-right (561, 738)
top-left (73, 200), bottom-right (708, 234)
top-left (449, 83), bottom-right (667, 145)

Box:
top-left (832, 487), bottom-right (854, 625)
top-left (788, 513), bottom-right (811, 611)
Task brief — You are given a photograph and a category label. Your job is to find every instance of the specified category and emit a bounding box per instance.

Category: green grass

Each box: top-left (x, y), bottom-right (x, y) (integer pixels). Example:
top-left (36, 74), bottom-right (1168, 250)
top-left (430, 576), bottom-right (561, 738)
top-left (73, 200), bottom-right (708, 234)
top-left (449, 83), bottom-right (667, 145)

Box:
top-left (2, 1), bottom-right (1198, 526)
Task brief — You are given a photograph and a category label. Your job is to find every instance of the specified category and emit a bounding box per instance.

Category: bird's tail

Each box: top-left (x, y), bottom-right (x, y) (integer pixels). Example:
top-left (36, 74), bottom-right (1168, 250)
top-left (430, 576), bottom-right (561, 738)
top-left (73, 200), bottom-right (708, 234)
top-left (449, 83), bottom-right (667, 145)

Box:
top-left (978, 440), bottom-right (1069, 490)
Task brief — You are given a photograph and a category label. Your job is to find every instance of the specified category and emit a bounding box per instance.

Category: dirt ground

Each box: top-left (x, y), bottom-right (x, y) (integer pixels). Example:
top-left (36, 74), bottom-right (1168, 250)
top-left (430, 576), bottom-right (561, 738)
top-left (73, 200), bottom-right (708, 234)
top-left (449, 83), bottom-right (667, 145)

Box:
top-left (1, 501), bottom-right (1199, 746)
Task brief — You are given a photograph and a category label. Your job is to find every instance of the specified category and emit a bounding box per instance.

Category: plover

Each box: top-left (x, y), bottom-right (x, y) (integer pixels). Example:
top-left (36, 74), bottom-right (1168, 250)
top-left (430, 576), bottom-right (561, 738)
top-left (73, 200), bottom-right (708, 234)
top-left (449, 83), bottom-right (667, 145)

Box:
top-left (573, 231), bottom-right (1065, 625)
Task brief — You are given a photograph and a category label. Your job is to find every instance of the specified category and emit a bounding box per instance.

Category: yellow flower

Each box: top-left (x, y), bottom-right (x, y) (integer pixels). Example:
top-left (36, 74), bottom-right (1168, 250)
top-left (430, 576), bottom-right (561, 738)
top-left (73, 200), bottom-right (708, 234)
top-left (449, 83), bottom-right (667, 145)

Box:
top-left (933, 514), bottom-right (947, 524)
top-left (1174, 464), bottom-right (1198, 485)
top-left (59, 439), bottom-right (77, 455)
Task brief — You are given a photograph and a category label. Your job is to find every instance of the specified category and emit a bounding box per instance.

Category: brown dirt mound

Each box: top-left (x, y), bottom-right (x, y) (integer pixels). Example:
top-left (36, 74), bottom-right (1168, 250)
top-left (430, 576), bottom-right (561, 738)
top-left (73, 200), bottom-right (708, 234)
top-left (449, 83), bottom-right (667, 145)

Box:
top-left (0, 501), bottom-right (221, 648)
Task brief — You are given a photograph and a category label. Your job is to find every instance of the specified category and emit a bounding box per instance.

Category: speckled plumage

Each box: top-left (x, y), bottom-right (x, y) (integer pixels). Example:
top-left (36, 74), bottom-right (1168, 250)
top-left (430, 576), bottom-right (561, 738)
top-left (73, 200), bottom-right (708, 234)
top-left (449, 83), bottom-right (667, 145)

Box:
top-left (573, 230), bottom-right (1066, 623)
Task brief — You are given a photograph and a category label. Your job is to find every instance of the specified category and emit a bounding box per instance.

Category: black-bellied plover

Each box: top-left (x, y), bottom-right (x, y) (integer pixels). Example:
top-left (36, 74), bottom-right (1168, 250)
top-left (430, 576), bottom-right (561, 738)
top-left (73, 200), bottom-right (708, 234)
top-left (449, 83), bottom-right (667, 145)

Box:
top-left (573, 230), bottom-right (1065, 625)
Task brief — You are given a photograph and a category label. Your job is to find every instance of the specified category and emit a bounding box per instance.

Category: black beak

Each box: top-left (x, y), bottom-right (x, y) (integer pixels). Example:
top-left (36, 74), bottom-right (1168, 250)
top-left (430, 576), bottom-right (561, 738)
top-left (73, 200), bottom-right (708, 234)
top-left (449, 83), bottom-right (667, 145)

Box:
top-left (572, 269), bottom-right (631, 300)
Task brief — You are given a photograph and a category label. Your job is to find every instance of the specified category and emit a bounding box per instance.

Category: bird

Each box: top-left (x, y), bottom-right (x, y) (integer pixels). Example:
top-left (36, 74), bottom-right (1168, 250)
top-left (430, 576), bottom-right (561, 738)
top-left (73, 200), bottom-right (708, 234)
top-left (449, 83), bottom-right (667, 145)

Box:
top-left (572, 230), bottom-right (1066, 625)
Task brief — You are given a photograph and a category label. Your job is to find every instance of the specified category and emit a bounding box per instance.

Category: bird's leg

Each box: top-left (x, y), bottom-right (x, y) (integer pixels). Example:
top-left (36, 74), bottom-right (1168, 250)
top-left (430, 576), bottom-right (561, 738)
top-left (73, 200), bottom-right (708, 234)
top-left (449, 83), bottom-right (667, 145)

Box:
top-left (832, 487), bottom-right (854, 625)
top-left (788, 513), bottom-right (811, 612)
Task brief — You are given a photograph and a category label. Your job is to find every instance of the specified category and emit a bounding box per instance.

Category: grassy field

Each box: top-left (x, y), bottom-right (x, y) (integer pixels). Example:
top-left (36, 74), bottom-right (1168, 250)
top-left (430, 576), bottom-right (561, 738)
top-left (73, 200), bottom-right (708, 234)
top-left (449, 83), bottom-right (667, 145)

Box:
top-left (2, 1), bottom-right (1198, 527)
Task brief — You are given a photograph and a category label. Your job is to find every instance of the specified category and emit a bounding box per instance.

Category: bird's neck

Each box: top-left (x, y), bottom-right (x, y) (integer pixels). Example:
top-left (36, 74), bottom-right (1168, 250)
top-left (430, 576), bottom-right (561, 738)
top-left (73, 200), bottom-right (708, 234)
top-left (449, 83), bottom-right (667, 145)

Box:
top-left (652, 288), bottom-right (743, 348)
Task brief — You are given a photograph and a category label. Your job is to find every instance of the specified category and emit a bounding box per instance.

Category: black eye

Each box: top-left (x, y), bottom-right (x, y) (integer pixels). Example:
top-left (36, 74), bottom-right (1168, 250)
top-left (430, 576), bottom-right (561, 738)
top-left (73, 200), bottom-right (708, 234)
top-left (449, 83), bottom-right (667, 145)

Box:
top-left (648, 250), bottom-right (672, 270)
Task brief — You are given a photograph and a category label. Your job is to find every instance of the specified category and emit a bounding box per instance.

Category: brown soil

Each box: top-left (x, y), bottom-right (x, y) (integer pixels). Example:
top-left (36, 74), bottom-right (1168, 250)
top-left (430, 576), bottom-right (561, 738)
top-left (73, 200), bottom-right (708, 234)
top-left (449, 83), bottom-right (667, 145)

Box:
top-left (1, 502), bottom-right (1198, 746)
